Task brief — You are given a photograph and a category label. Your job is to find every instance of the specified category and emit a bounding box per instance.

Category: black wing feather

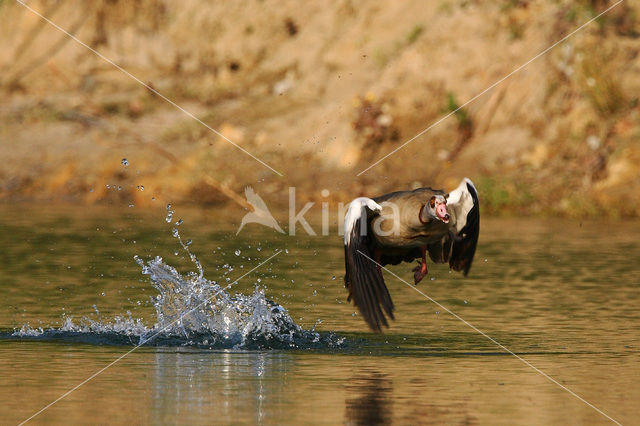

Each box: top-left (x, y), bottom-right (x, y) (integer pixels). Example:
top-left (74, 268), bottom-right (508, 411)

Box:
top-left (344, 217), bottom-right (395, 333)
top-left (449, 182), bottom-right (480, 276)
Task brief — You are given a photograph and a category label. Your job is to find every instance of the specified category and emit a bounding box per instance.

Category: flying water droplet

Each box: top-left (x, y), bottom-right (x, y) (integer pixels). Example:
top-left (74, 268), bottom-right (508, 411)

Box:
top-left (165, 204), bottom-right (174, 223)
top-left (121, 158), bottom-right (129, 166)
top-left (175, 219), bottom-right (183, 226)
top-left (235, 249), bottom-right (241, 256)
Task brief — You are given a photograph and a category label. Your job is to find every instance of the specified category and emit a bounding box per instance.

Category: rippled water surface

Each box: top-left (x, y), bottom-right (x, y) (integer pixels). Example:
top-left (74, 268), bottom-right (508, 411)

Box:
top-left (1, 204), bottom-right (639, 424)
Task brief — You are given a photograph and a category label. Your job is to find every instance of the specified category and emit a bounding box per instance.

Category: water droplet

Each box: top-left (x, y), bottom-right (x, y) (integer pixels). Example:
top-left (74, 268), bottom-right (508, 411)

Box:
top-left (137, 185), bottom-right (144, 191)
top-left (175, 219), bottom-right (183, 226)
top-left (430, 276), bottom-right (435, 281)
top-left (185, 239), bottom-right (192, 246)
top-left (464, 300), bottom-right (468, 304)
top-left (121, 158), bottom-right (129, 166)
top-left (257, 247), bottom-right (262, 251)
top-left (331, 276), bottom-right (336, 280)
top-left (285, 249), bottom-right (289, 254)
top-left (165, 211), bottom-right (173, 223)
top-left (235, 249), bottom-right (241, 256)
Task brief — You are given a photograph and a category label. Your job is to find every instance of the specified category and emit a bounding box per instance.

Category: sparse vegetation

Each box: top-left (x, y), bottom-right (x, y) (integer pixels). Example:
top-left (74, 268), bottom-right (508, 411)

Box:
top-left (406, 25), bottom-right (424, 44)
top-left (1, 0), bottom-right (640, 216)
top-left (444, 92), bottom-right (472, 132)
top-left (578, 52), bottom-right (626, 115)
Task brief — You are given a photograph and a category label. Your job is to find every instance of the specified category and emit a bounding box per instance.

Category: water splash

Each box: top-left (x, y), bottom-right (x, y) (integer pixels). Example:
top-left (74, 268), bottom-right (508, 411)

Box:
top-left (9, 228), bottom-right (342, 350)
top-left (133, 254), bottom-right (332, 349)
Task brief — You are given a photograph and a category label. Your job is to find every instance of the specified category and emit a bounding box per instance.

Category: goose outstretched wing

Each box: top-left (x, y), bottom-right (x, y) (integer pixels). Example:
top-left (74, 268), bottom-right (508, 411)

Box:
top-left (343, 198), bottom-right (395, 332)
top-left (445, 178), bottom-right (480, 276)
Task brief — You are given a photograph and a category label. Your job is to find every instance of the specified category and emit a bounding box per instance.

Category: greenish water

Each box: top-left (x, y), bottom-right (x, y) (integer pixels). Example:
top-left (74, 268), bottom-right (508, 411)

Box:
top-left (1, 204), bottom-right (638, 424)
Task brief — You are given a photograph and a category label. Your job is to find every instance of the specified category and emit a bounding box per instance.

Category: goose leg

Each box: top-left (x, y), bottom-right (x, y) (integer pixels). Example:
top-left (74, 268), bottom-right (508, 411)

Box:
top-left (412, 246), bottom-right (428, 285)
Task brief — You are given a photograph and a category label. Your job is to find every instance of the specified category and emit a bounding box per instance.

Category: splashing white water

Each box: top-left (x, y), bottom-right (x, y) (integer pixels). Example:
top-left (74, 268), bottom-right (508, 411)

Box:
top-left (133, 254), bottom-right (324, 348)
top-left (11, 228), bottom-right (343, 350)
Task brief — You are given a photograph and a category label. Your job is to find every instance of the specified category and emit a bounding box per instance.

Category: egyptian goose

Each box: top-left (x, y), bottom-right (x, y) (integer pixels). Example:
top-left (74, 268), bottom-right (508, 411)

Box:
top-left (343, 178), bottom-right (479, 332)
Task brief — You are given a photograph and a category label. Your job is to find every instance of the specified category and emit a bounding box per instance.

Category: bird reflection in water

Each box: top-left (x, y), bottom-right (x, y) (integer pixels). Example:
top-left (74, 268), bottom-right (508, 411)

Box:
top-left (344, 371), bottom-right (393, 425)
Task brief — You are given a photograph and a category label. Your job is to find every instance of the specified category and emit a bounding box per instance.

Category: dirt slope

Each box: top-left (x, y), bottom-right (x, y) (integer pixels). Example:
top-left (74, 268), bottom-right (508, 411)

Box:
top-left (1, 0), bottom-right (639, 216)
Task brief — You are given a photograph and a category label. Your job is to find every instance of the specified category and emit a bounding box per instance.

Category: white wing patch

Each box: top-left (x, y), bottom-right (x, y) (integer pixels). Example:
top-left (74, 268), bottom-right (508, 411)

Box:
top-left (447, 178), bottom-right (477, 233)
top-left (344, 197), bottom-right (382, 245)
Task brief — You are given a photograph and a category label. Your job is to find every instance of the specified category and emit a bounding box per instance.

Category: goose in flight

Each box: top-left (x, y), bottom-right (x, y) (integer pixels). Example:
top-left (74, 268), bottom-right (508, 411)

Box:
top-left (343, 178), bottom-right (479, 332)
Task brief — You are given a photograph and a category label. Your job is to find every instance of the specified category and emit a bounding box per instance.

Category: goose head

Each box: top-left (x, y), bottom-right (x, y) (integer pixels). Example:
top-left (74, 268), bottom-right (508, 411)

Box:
top-left (420, 195), bottom-right (449, 224)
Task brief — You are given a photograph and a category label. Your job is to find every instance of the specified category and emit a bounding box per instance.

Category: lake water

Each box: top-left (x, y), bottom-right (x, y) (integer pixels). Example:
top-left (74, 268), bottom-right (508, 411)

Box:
top-left (0, 204), bottom-right (638, 424)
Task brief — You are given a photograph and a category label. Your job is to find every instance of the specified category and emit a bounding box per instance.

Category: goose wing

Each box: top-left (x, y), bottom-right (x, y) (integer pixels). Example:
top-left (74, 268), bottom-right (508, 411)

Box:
top-left (343, 198), bottom-right (395, 332)
top-left (445, 178), bottom-right (480, 275)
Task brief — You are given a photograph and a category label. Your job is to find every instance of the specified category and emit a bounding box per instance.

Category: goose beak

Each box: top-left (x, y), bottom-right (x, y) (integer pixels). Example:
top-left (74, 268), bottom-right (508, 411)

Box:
top-left (436, 202), bottom-right (449, 223)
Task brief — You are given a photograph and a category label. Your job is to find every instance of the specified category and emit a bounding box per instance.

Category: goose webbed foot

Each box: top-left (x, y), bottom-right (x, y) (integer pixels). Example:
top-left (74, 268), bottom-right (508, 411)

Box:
top-left (412, 260), bottom-right (428, 285)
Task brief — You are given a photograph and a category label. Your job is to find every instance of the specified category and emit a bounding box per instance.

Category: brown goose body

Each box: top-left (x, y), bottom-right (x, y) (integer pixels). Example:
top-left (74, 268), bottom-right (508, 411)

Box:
top-left (343, 178), bottom-right (479, 332)
top-left (372, 187), bottom-right (449, 247)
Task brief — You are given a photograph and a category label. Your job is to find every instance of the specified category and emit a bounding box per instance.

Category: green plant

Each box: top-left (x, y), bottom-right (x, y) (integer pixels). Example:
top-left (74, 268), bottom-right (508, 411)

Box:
top-left (579, 54), bottom-right (626, 115)
top-left (444, 92), bottom-right (472, 131)
top-left (476, 177), bottom-right (535, 214)
top-left (477, 177), bottom-right (510, 213)
top-left (406, 25), bottom-right (424, 44)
